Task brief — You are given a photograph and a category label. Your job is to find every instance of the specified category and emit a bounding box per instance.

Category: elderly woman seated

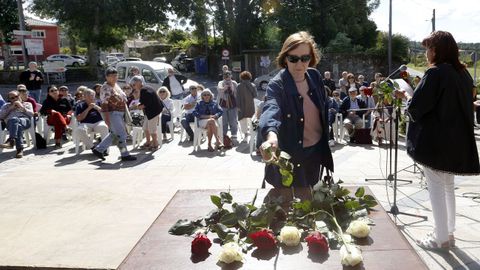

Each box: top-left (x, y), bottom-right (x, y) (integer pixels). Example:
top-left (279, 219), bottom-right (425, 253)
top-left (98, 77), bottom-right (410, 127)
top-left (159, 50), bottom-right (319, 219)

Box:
top-left (193, 89), bottom-right (224, 152)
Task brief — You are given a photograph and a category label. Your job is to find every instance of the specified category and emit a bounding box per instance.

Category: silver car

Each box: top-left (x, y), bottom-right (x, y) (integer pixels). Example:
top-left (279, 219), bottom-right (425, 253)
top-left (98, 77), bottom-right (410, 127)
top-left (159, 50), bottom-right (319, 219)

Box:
top-left (46, 54), bottom-right (85, 67)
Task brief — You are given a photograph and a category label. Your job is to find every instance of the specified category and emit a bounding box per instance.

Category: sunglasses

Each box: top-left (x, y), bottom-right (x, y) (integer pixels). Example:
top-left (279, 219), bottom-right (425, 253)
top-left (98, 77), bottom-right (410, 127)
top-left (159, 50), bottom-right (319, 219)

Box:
top-left (159, 91), bottom-right (167, 93)
top-left (202, 94), bottom-right (211, 96)
top-left (190, 88), bottom-right (197, 90)
top-left (49, 89), bottom-right (58, 93)
top-left (9, 95), bottom-right (19, 100)
top-left (286, 54), bottom-right (311, 63)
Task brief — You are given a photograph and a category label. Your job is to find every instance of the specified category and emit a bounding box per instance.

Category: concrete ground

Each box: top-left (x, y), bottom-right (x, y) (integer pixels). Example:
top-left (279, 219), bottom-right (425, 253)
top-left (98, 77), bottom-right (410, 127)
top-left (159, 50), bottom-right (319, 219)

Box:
top-left (1, 123), bottom-right (479, 270)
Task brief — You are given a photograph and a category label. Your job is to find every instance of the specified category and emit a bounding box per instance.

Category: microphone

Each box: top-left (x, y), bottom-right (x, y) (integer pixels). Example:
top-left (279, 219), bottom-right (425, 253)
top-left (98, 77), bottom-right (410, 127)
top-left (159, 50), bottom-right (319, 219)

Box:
top-left (384, 64), bottom-right (407, 81)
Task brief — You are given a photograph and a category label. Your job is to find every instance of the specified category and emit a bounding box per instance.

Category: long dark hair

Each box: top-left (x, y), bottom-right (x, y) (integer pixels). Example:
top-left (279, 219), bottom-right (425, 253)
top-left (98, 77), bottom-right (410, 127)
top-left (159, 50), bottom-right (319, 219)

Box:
top-left (421, 31), bottom-right (465, 71)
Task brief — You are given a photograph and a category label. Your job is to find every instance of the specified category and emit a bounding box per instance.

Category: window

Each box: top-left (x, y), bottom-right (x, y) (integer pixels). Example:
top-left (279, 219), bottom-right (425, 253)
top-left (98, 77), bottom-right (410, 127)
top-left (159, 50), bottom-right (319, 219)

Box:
top-left (142, 69), bottom-right (158, 83)
top-left (117, 66), bottom-right (127, 80)
top-left (10, 47), bottom-right (23, 55)
top-left (31, 30), bottom-right (46, 38)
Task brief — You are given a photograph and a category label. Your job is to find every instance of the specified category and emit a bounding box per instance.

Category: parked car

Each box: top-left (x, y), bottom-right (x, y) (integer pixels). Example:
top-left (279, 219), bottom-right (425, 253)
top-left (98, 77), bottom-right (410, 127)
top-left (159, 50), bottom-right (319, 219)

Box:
top-left (71, 55), bottom-right (87, 61)
top-left (153, 56), bottom-right (167, 62)
top-left (106, 56), bottom-right (120, 66)
top-left (108, 52), bottom-right (125, 61)
top-left (253, 69), bottom-right (280, 91)
top-left (115, 61), bottom-right (198, 93)
top-left (0, 59), bottom-right (3, 69)
top-left (170, 52), bottom-right (194, 72)
top-left (123, 57), bottom-right (142, 62)
top-left (46, 54), bottom-right (86, 67)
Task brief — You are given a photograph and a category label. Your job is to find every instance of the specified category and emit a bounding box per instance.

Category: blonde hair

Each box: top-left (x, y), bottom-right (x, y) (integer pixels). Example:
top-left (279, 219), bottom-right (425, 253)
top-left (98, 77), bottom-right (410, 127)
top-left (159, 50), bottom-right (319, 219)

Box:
top-left (276, 31), bottom-right (320, 68)
top-left (157, 86), bottom-right (171, 98)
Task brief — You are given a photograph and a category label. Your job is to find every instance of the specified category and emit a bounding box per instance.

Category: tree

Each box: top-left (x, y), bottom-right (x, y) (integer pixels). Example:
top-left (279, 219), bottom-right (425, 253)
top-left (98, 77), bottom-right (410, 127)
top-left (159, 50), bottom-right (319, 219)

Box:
top-left (0, 0), bottom-right (19, 70)
top-left (367, 32), bottom-right (410, 63)
top-left (30, 0), bottom-right (174, 72)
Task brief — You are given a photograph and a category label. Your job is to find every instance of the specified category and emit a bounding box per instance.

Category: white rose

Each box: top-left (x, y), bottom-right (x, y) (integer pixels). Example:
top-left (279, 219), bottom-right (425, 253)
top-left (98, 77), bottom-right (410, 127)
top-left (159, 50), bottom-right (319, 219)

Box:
top-left (346, 220), bottom-right (370, 238)
top-left (340, 244), bottom-right (363, 266)
top-left (218, 242), bottom-right (243, 264)
top-left (279, 226), bottom-right (301, 247)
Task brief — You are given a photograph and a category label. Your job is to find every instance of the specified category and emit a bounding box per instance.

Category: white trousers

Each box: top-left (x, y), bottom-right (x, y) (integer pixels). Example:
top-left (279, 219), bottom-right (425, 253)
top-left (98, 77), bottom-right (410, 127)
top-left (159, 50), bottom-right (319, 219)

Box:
top-left (423, 166), bottom-right (456, 243)
top-left (239, 118), bottom-right (251, 137)
top-left (74, 121), bottom-right (109, 149)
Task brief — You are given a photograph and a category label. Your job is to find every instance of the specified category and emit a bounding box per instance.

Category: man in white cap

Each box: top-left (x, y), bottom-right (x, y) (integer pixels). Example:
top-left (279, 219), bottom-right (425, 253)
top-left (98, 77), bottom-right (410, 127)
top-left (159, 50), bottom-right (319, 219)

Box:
top-left (339, 87), bottom-right (367, 142)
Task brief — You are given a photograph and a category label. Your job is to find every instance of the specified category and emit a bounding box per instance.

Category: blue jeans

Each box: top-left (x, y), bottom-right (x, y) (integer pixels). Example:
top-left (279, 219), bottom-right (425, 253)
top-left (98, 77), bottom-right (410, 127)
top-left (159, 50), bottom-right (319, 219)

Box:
top-left (7, 117), bottom-right (31, 150)
top-left (222, 107), bottom-right (238, 137)
top-left (95, 111), bottom-right (130, 157)
top-left (161, 114), bottom-right (171, 134)
top-left (29, 89), bottom-right (42, 103)
top-left (181, 113), bottom-right (195, 139)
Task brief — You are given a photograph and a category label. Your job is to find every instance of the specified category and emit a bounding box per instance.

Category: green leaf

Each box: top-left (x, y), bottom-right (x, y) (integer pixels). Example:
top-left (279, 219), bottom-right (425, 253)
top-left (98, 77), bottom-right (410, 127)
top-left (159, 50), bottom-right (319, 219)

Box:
top-left (220, 192), bottom-right (233, 204)
top-left (345, 200), bottom-right (361, 210)
top-left (210, 195), bottom-right (222, 208)
top-left (212, 223), bottom-right (229, 239)
top-left (220, 213), bottom-right (238, 227)
top-left (335, 187), bottom-right (350, 197)
top-left (280, 169), bottom-right (293, 187)
top-left (224, 233), bottom-right (237, 243)
top-left (233, 204), bottom-right (250, 220)
top-left (355, 187), bottom-right (365, 198)
top-left (168, 219), bottom-right (197, 235)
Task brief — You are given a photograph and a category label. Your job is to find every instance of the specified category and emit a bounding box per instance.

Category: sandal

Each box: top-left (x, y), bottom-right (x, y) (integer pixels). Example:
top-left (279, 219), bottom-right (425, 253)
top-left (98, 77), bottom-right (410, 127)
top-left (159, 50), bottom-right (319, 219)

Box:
top-left (416, 233), bottom-right (450, 251)
top-left (426, 232), bottom-right (455, 247)
top-left (215, 142), bottom-right (225, 150)
top-left (149, 145), bottom-right (159, 151)
top-left (140, 143), bottom-right (151, 149)
top-left (208, 145), bottom-right (215, 152)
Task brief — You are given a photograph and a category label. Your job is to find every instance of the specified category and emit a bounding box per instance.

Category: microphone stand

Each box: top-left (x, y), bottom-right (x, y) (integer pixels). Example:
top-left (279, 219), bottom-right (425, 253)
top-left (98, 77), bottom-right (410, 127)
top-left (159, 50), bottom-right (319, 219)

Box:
top-left (387, 104), bottom-right (427, 220)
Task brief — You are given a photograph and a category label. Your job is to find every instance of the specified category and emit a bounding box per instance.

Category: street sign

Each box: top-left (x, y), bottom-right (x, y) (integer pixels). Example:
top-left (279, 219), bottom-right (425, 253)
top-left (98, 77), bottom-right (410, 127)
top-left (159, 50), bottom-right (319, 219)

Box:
top-left (25, 39), bottom-right (44, 56)
top-left (13, 30), bottom-right (31, 36)
top-left (222, 49), bottom-right (230, 57)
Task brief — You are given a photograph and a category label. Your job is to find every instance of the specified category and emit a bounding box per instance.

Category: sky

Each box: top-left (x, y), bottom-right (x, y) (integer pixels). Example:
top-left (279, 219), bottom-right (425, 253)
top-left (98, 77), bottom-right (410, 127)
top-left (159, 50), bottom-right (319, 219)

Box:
top-left (369, 0), bottom-right (480, 43)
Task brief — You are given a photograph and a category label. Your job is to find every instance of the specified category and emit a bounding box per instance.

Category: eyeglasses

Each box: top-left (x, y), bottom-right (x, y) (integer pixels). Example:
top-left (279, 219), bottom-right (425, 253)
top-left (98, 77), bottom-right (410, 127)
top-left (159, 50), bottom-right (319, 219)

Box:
top-left (190, 87), bottom-right (197, 90)
top-left (202, 94), bottom-right (211, 97)
top-left (286, 54), bottom-right (311, 63)
top-left (59, 89), bottom-right (67, 92)
top-left (49, 89), bottom-right (58, 93)
top-left (9, 95), bottom-right (19, 100)
top-left (159, 91), bottom-right (167, 93)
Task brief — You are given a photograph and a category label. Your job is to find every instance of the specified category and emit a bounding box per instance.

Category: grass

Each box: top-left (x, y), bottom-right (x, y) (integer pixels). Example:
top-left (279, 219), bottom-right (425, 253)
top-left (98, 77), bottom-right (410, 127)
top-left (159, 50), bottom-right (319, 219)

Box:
top-left (407, 63), bottom-right (480, 90)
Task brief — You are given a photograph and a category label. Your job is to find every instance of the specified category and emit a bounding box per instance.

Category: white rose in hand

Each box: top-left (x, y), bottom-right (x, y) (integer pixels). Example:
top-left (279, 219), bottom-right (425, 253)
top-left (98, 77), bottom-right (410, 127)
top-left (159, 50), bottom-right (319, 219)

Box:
top-left (218, 242), bottom-right (243, 264)
top-left (346, 220), bottom-right (370, 238)
top-left (340, 244), bottom-right (363, 266)
top-left (279, 226), bottom-right (301, 247)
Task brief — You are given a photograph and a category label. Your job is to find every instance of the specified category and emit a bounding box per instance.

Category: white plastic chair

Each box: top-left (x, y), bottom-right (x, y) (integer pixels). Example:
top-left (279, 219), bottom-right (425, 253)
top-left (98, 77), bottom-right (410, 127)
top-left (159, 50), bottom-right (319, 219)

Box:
top-left (131, 114), bottom-right (163, 149)
top-left (193, 116), bottom-right (223, 152)
top-left (332, 113), bottom-right (344, 142)
top-left (0, 117), bottom-right (36, 153)
top-left (165, 99), bottom-right (183, 140)
top-left (73, 119), bottom-right (98, 155)
top-left (42, 114), bottom-right (75, 145)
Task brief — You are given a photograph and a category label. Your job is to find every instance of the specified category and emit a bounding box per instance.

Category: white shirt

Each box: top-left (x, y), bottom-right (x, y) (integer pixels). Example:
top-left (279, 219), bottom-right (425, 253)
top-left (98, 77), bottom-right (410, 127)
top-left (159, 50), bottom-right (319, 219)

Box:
top-left (169, 76), bottom-right (183, 96)
top-left (349, 98), bottom-right (359, 110)
top-left (182, 94), bottom-right (200, 114)
top-left (161, 97), bottom-right (174, 115)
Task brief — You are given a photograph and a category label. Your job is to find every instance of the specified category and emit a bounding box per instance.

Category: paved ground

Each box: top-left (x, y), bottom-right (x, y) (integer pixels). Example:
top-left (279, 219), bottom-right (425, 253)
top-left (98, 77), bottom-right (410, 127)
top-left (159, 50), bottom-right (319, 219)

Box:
top-left (1, 120), bottom-right (479, 269)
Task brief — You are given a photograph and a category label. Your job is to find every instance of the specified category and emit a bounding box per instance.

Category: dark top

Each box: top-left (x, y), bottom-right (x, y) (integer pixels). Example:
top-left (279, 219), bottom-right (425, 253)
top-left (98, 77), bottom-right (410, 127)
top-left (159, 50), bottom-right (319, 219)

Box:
top-left (323, 78), bottom-right (336, 93)
top-left (162, 75), bottom-right (187, 93)
top-left (259, 68), bottom-right (333, 186)
top-left (75, 100), bottom-right (103, 124)
top-left (407, 63), bottom-right (480, 175)
top-left (339, 97), bottom-right (367, 118)
top-left (139, 85), bottom-right (163, 120)
top-left (193, 100), bottom-right (223, 119)
top-left (19, 70), bottom-right (44, 90)
top-left (40, 96), bottom-right (72, 116)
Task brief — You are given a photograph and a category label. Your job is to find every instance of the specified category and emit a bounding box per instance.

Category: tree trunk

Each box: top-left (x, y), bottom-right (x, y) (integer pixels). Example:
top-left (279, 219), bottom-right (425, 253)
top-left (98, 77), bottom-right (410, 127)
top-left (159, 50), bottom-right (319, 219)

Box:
top-left (87, 4), bottom-right (101, 79)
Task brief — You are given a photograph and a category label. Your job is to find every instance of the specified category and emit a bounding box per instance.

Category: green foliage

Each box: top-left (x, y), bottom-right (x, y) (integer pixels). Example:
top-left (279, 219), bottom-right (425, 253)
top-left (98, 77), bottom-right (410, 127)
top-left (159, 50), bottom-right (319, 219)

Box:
top-left (325, 32), bottom-right (353, 53)
top-left (166, 29), bottom-right (190, 44)
top-left (0, 0), bottom-right (18, 44)
top-left (366, 31), bottom-right (410, 63)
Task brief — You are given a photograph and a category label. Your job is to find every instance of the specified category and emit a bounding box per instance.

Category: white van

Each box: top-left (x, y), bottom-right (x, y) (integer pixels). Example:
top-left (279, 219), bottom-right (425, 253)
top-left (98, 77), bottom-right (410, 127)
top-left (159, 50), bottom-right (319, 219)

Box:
top-left (115, 61), bottom-right (198, 93)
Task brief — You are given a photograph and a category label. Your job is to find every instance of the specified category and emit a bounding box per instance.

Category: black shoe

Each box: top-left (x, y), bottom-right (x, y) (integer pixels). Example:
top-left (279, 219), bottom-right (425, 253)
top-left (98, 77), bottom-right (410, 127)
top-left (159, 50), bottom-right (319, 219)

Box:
top-left (120, 155), bottom-right (137, 161)
top-left (92, 148), bottom-right (105, 161)
top-left (350, 137), bottom-right (355, 144)
top-left (103, 151), bottom-right (109, 157)
top-left (15, 149), bottom-right (23, 158)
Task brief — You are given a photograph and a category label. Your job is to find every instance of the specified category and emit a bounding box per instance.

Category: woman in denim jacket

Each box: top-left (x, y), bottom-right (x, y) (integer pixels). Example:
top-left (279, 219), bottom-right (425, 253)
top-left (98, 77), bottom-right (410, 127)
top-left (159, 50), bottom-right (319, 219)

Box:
top-left (259, 31), bottom-right (333, 187)
top-left (193, 89), bottom-right (224, 151)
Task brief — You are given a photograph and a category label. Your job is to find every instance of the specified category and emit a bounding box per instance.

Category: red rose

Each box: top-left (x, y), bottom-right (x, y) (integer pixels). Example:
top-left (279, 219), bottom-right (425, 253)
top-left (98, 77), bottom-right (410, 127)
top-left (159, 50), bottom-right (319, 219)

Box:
top-left (249, 229), bottom-right (277, 250)
top-left (305, 231), bottom-right (329, 254)
top-left (191, 233), bottom-right (212, 255)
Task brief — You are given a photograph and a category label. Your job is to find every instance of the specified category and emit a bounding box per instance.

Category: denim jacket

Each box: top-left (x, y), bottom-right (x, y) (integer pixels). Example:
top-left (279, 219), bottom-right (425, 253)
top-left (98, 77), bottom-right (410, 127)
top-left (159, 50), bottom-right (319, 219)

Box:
top-left (259, 68), bottom-right (333, 173)
top-left (193, 100), bottom-right (223, 119)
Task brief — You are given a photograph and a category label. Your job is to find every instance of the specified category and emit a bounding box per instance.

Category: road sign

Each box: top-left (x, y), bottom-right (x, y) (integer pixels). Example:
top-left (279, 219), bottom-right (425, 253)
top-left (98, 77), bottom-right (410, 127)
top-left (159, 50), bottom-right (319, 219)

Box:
top-left (222, 49), bottom-right (230, 57)
top-left (25, 39), bottom-right (44, 55)
top-left (13, 30), bottom-right (31, 36)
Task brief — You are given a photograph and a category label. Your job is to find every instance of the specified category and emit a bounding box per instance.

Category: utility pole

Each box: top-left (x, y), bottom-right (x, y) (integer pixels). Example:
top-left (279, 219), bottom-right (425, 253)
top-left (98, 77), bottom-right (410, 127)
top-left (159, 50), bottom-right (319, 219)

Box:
top-left (432, 9), bottom-right (436, 32)
top-left (16, 0), bottom-right (29, 67)
top-left (388, 0), bottom-right (392, 73)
